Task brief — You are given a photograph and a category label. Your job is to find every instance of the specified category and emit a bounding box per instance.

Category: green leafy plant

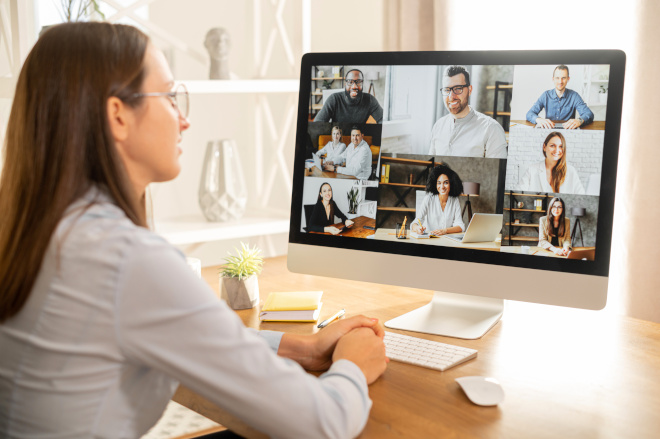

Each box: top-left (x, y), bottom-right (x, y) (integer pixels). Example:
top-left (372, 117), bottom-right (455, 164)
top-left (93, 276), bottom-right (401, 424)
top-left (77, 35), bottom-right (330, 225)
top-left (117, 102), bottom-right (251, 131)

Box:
top-left (219, 243), bottom-right (264, 280)
top-left (59, 0), bottom-right (106, 22)
top-left (347, 187), bottom-right (361, 214)
top-left (599, 85), bottom-right (608, 94)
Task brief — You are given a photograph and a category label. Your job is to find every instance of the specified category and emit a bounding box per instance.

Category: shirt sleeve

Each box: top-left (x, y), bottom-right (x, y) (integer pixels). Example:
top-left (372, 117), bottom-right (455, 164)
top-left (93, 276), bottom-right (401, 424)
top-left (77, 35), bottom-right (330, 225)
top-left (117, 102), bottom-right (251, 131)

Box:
top-left (538, 217), bottom-right (552, 250)
top-left (308, 202), bottom-right (328, 233)
top-left (562, 219), bottom-right (573, 250)
top-left (332, 200), bottom-right (349, 223)
top-left (334, 149), bottom-right (347, 166)
top-left (330, 144), bottom-right (347, 163)
top-left (526, 94), bottom-right (546, 124)
top-left (573, 93), bottom-right (594, 125)
top-left (411, 194), bottom-right (430, 230)
top-left (485, 122), bottom-right (508, 159)
top-left (370, 98), bottom-right (384, 123)
top-left (317, 143), bottom-right (329, 157)
top-left (115, 240), bottom-right (372, 439)
top-left (337, 146), bottom-right (371, 179)
top-left (313, 95), bottom-right (335, 123)
top-left (451, 198), bottom-right (466, 232)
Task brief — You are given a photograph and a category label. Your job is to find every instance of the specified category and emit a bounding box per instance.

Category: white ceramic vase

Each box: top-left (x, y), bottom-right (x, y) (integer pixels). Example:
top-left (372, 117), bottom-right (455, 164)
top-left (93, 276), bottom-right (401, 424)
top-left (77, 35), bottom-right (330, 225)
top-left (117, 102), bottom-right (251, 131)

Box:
top-left (199, 139), bottom-right (248, 222)
top-left (220, 275), bottom-right (259, 310)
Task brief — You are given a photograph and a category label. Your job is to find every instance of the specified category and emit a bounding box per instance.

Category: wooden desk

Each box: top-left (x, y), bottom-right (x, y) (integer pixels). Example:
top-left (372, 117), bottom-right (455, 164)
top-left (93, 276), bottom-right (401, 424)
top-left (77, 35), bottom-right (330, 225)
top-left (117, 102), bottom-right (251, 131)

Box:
top-left (308, 215), bottom-right (376, 238)
top-left (306, 165), bottom-right (357, 179)
top-left (373, 228), bottom-right (501, 251)
top-left (499, 245), bottom-right (557, 257)
top-left (175, 257), bottom-right (660, 439)
top-left (511, 119), bottom-right (606, 131)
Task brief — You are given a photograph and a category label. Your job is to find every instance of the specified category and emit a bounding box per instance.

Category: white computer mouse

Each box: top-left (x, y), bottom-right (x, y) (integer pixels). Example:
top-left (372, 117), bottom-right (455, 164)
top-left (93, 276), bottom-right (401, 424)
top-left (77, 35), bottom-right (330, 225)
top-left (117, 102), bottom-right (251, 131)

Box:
top-left (455, 376), bottom-right (505, 406)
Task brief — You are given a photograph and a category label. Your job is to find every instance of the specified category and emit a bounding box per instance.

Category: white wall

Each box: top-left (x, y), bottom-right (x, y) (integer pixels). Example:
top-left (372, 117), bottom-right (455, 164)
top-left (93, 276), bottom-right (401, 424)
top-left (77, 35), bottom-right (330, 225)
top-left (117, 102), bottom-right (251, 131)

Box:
top-left (510, 65), bottom-right (587, 121)
top-left (382, 65), bottom-right (439, 154)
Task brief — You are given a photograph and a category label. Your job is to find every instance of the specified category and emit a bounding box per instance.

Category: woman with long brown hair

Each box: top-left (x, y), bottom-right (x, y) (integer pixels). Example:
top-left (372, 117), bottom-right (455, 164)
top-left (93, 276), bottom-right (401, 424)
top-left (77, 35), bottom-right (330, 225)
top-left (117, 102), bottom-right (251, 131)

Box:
top-left (519, 131), bottom-right (585, 194)
top-left (538, 197), bottom-right (572, 256)
top-left (308, 182), bottom-right (354, 234)
top-left (0, 22), bottom-right (386, 438)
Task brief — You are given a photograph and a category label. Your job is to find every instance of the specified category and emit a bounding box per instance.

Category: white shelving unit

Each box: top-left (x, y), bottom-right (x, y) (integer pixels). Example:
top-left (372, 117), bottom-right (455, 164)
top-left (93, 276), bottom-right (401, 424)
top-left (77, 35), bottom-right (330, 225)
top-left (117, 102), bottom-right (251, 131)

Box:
top-left (581, 65), bottom-right (609, 121)
top-left (155, 210), bottom-right (290, 246)
top-left (0, 0), bottom-right (310, 257)
top-left (183, 79), bottom-right (299, 95)
top-left (146, 0), bottom-right (310, 252)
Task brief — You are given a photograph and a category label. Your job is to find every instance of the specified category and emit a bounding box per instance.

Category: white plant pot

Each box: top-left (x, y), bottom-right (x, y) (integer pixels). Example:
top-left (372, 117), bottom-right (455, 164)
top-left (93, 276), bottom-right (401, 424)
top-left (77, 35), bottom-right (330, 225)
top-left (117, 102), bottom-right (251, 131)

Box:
top-left (346, 212), bottom-right (359, 220)
top-left (220, 275), bottom-right (260, 310)
top-left (599, 93), bottom-right (608, 104)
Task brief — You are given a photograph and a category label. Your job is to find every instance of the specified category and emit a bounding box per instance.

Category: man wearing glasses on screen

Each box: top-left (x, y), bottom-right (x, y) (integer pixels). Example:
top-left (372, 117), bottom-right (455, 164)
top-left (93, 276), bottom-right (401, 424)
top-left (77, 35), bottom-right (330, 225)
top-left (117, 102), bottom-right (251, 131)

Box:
top-left (526, 65), bottom-right (594, 129)
top-left (428, 65), bottom-right (507, 158)
top-left (314, 69), bottom-right (383, 124)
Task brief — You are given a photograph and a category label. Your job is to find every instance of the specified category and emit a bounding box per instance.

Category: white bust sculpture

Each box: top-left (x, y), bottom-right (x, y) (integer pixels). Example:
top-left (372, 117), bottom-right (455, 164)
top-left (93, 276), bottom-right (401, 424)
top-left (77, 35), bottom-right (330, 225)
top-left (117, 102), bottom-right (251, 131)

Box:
top-left (204, 27), bottom-right (231, 80)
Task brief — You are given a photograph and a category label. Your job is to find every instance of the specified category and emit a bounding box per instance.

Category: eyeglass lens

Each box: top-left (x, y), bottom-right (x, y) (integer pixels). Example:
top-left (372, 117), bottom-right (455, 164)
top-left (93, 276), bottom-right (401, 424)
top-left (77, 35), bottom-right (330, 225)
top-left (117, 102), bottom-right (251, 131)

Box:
top-left (346, 79), bottom-right (363, 86)
top-left (442, 85), bottom-right (468, 96)
top-left (175, 84), bottom-right (189, 118)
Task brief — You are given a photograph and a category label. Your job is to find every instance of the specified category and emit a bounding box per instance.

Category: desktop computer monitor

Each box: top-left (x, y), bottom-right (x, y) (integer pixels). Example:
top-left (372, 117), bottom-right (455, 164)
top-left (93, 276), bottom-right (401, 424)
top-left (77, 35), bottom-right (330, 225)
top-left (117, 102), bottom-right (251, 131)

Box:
top-left (288, 50), bottom-right (625, 339)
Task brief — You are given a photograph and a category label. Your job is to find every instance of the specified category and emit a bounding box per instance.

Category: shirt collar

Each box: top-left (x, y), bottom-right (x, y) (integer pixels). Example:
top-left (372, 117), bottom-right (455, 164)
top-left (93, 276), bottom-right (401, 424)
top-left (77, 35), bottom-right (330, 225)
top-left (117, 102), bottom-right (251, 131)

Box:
top-left (454, 106), bottom-right (475, 125)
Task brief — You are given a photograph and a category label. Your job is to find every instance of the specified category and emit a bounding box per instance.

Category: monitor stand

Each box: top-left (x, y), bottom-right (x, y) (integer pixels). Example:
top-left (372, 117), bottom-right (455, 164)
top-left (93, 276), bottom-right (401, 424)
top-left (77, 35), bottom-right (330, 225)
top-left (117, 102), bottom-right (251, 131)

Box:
top-left (384, 291), bottom-right (504, 339)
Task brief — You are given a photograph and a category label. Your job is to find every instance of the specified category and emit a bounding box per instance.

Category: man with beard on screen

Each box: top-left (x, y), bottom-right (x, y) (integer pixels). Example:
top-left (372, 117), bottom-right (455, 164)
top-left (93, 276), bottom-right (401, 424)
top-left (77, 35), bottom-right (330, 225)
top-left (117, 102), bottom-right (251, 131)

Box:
top-left (314, 69), bottom-right (383, 124)
top-left (428, 65), bottom-right (507, 158)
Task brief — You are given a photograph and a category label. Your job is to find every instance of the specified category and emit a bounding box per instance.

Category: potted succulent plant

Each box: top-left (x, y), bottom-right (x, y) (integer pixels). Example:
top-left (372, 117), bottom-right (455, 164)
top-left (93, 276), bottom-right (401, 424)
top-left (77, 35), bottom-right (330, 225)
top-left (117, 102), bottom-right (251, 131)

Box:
top-left (219, 243), bottom-right (264, 310)
top-left (598, 85), bottom-right (608, 104)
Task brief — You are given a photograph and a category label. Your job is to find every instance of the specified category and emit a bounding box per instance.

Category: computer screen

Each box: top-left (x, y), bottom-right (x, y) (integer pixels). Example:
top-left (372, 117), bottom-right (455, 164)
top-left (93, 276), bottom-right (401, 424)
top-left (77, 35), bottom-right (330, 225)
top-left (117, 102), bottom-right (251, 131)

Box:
top-left (288, 50), bottom-right (625, 339)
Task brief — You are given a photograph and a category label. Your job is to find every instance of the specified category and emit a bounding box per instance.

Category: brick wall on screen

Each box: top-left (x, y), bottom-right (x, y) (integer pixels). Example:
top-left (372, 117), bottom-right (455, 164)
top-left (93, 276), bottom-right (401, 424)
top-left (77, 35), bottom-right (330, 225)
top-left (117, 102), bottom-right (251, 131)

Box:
top-left (505, 126), bottom-right (604, 190)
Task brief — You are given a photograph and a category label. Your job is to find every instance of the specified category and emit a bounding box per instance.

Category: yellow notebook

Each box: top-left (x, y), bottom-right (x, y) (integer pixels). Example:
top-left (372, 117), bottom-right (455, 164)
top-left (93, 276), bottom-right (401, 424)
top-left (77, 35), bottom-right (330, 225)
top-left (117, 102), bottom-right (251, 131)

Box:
top-left (259, 291), bottom-right (323, 322)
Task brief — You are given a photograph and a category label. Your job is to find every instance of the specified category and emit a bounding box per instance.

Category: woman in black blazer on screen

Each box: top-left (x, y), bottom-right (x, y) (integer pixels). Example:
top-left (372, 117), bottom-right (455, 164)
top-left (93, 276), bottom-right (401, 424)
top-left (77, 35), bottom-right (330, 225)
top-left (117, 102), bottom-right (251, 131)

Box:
top-left (308, 182), bottom-right (354, 234)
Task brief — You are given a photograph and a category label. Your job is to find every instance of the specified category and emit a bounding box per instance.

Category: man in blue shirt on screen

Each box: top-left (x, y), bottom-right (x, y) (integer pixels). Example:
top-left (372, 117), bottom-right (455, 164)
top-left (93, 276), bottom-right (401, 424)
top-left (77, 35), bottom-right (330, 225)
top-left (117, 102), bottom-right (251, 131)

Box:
top-left (526, 65), bottom-right (594, 129)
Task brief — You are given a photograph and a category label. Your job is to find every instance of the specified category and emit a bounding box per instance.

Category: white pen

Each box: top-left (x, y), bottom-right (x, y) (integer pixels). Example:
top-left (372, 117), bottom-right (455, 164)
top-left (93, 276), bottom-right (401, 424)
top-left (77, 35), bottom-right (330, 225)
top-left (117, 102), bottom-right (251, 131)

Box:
top-left (317, 309), bottom-right (346, 329)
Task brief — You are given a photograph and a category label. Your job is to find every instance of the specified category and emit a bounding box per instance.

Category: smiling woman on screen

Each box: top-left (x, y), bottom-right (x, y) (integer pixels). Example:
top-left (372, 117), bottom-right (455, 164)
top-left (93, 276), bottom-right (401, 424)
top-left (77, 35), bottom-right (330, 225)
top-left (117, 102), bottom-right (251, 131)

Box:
top-left (518, 131), bottom-right (585, 194)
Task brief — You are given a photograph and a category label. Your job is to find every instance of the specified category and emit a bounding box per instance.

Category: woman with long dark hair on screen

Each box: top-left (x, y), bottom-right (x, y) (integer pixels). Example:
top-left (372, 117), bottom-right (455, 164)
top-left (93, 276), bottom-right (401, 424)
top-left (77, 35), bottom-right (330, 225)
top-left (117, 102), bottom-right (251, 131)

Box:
top-left (411, 163), bottom-right (465, 236)
top-left (308, 182), bottom-right (355, 235)
top-left (519, 131), bottom-right (585, 194)
top-left (538, 197), bottom-right (572, 256)
top-left (0, 22), bottom-right (387, 438)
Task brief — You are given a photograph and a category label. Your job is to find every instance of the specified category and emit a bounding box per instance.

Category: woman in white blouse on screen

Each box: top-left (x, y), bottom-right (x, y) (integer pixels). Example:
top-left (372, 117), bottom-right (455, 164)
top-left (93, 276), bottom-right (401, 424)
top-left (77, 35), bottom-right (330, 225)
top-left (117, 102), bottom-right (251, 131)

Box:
top-left (411, 164), bottom-right (466, 236)
top-left (518, 131), bottom-right (585, 194)
top-left (316, 125), bottom-right (346, 165)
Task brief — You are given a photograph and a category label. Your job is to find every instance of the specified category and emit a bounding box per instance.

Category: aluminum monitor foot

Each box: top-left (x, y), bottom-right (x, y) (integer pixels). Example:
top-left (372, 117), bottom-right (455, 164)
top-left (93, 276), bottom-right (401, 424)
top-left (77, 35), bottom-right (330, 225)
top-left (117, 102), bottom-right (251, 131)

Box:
top-left (385, 291), bottom-right (504, 339)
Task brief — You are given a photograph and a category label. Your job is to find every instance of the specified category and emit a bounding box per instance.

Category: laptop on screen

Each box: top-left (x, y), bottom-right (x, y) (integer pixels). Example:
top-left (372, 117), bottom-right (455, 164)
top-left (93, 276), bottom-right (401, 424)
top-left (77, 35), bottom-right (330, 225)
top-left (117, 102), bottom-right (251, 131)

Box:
top-left (445, 213), bottom-right (503, 243)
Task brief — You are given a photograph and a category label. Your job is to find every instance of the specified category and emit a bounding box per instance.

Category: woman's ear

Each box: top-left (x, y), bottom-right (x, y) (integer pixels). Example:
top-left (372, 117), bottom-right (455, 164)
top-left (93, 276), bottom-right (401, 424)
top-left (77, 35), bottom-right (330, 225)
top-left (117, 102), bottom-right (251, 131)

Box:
top-left (107, 96), bottom-right (131, 143)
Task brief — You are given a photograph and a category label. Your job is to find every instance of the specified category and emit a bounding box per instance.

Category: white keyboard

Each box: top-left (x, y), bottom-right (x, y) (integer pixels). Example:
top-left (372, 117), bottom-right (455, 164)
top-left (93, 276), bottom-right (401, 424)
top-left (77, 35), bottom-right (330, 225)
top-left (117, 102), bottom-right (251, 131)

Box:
top-left (384, 331), bottom-right (477, 372)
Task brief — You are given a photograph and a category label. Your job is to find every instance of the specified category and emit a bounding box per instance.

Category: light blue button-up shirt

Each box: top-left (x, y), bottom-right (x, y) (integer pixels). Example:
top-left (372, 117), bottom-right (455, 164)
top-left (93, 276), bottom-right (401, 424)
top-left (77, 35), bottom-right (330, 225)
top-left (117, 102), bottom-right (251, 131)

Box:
top-left (526, 88), bottom-right (594, 125)
top-left (0, 188), bottom-right (371, 439)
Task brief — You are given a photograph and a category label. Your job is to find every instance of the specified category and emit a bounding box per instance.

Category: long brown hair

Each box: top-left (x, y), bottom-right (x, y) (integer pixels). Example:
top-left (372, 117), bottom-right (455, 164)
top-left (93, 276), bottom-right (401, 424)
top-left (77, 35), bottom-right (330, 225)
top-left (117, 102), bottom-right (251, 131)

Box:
top-left (544, 197), bottom-right (566, 238)
top-left (0, 23), bottom-right (150, 322)
top-left (543, 131), bottom-right (567, 193)
top-left (317, 182), bottom-right (335, 220)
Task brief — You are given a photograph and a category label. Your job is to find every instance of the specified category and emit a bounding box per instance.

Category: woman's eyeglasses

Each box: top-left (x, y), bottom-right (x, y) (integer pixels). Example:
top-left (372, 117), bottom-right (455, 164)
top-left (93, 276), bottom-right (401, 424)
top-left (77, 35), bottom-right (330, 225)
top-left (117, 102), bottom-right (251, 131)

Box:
top-left (131, 83), bottom-right (189, 118)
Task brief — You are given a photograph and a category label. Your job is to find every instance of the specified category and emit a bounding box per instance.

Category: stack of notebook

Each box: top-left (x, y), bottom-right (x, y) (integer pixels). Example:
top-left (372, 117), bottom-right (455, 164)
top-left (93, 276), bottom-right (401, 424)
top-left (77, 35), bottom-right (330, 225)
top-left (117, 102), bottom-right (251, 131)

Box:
top-left (259, 291), bottom-right (323, 322)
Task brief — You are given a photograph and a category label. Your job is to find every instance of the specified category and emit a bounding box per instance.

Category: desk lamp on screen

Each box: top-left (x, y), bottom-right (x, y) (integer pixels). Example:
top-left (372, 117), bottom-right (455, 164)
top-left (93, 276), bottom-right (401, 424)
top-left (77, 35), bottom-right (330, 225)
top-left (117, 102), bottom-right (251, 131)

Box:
top-left (288, 50), bottom-right (625, 339)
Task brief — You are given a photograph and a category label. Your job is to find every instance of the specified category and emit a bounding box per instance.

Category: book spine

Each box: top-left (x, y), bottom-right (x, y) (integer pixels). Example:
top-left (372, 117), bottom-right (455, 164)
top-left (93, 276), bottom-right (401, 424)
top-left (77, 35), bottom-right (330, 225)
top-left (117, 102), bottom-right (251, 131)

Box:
top-left (380, 164), bottom-right (390, 183)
